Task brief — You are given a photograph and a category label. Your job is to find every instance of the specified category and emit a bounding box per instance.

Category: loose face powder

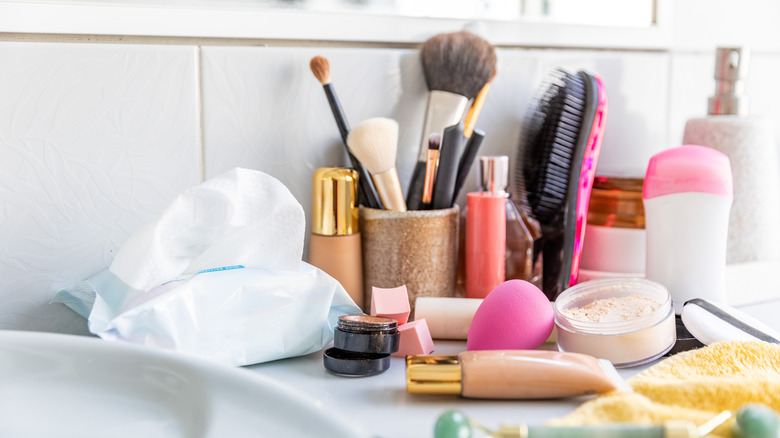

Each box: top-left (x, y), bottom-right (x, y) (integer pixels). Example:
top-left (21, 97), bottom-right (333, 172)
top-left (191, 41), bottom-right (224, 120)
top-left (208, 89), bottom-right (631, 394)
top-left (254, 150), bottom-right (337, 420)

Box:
top-left (561, 295), bottom-right (662, 323)
top-left (554, 278), bottom-right (676, 367)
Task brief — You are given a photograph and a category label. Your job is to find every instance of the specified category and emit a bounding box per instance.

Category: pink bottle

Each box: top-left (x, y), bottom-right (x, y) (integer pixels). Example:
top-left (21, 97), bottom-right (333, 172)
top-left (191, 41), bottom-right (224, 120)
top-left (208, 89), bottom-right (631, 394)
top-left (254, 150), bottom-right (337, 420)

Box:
top-left (466, 157), bottom-right (507, 298)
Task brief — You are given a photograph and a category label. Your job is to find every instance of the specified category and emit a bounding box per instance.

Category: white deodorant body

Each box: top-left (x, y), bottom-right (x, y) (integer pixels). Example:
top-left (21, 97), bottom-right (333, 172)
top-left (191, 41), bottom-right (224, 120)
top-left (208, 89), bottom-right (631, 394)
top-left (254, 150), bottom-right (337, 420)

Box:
top-left (643, 145), bottom-right (733, 314)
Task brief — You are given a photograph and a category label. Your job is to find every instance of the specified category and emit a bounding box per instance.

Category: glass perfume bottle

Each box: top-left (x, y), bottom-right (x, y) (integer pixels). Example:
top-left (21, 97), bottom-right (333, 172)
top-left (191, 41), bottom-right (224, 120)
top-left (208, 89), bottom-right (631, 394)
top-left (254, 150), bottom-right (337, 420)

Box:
top-left (457, 156), bottom-right (542, 295)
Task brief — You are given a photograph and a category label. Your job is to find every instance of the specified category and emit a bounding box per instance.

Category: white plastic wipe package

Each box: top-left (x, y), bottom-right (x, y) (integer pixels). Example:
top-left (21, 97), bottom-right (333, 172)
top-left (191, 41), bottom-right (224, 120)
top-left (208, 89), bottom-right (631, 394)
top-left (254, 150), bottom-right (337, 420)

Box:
top-left (54, 168), bottom-right (361, 366)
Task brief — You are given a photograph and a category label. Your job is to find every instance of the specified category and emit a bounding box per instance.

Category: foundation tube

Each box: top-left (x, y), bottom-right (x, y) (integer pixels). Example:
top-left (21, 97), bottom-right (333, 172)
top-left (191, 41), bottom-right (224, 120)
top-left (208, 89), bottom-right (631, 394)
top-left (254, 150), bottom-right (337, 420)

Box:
top-left (308, 167), bottom-right (364, 310)
top-left (406, 350), bottom-right (627, 399)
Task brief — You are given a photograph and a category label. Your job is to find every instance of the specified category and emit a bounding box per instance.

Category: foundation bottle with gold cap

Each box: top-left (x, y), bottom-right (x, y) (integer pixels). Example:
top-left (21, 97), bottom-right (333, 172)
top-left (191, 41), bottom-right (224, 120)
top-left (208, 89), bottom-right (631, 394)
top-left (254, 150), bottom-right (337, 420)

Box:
top-left (308, 167), bottom-right (364, 310)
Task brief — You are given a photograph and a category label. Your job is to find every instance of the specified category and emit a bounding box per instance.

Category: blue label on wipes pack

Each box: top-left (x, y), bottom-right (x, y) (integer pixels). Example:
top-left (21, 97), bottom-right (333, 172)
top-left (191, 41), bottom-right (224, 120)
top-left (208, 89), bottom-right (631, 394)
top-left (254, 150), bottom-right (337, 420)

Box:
top-left (196, 265), bottom-right (245, 275)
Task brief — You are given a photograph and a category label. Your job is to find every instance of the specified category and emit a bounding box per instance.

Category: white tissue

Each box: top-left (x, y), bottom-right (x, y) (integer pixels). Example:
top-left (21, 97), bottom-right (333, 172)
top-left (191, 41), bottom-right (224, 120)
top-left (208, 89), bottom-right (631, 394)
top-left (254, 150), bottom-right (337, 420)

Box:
top-left (111, 167), bottom-right (305, 291)
top-left (55, 168), bottom-right (361, 366)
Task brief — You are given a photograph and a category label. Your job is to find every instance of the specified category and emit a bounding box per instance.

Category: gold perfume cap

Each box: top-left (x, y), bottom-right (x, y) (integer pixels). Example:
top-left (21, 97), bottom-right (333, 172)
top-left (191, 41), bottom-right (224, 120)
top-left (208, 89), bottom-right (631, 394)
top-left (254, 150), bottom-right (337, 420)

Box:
top-left (406, 355), bottom-right (462, 395)
top-left (312, 167), bottom-right (359, 236)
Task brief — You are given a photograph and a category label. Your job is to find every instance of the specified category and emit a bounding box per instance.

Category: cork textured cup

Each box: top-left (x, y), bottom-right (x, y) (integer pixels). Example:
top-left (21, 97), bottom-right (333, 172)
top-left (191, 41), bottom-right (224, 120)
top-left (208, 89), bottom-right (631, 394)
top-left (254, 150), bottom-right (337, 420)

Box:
top-left (360, 206), bottom-right (459, 316)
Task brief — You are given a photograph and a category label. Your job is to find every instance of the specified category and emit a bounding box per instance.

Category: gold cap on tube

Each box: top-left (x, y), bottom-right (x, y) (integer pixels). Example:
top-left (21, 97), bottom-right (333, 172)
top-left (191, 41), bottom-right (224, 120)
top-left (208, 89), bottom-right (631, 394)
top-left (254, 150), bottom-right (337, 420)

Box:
top-left (406, 355), bottom-right (462, 395)
top-left (312, 167), bottom-right (359, 236)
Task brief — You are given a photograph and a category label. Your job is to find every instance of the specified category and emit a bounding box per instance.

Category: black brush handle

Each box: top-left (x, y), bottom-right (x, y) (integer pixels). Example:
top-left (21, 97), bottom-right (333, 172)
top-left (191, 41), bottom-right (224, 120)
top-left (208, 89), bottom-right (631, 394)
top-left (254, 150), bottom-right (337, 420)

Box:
top-left (323, 84), bottom-right (350, 144)
top-left (323, 84), bottom-right (382, 209)
top-left (406, 162), bottom-right (426, 210)
top-left (452, 129), bottom-right (485, 202)
top-left (352, 154), bottom-right (383, 209)
top-left (431, 123), bottom-right (465, 209)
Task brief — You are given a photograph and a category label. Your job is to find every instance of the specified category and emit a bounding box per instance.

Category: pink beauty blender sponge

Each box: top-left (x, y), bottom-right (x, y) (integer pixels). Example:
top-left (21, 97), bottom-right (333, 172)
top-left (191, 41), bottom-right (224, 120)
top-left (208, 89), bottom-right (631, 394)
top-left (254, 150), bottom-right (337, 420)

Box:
top-left (466, 280), bottom-right (553, 351)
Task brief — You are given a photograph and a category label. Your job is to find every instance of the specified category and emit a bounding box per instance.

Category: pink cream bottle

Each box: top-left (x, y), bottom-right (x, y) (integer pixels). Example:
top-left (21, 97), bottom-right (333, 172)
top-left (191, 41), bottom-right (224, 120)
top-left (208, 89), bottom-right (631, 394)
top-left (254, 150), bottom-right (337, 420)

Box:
top-left (466, 157), bottom-right (507, 298)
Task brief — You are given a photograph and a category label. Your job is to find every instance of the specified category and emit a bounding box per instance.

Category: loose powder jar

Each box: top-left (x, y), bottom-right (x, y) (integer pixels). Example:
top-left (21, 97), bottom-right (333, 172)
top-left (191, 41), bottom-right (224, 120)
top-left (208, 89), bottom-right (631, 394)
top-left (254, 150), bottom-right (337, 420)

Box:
top-left (553, 278), bottom-right (676, 367)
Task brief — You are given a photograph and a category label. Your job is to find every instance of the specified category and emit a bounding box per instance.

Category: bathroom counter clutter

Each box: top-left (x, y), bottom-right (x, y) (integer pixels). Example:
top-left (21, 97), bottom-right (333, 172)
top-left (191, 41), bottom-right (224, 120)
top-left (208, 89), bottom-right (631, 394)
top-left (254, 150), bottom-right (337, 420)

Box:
top-left (245, 299), bottom-right (780, 437)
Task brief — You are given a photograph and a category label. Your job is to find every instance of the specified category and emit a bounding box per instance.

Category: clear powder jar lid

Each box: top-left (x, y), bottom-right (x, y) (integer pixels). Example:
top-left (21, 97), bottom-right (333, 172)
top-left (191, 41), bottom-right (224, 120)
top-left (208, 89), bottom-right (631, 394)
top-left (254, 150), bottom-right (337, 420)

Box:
top-left (553, 278), bottom-right (676, 367)
top-left (554, 278), bottom-right (672, 335)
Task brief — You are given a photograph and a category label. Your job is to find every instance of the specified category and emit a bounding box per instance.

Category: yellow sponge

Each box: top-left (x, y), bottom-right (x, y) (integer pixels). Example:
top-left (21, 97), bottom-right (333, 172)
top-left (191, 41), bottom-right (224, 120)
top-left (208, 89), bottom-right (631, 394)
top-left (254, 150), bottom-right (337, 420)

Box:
top-left (551, 342), bottom-right (780, 437)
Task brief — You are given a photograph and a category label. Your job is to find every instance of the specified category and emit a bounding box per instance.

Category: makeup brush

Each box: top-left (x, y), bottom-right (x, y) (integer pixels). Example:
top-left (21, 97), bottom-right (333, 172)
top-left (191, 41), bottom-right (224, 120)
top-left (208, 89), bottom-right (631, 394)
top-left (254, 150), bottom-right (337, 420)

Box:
top-left (347, 118), bottom-right (407, 212)
top-left (431, 123), bottom-right (466, 210)
top-left (452, 129), bottom-right (486, 201)
top-left (463, 71), bottom-right (496, 139)
top-left (310, 56), bottom-right (383, 209)
top-left (421, 133), bottom-right (441, 207)
top-left (406, 31), bottom-right (497, 210)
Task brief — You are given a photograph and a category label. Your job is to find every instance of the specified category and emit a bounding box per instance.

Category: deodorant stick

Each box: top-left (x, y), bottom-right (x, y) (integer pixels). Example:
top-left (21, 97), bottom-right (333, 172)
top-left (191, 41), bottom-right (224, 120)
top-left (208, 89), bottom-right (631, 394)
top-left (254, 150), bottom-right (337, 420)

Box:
top-left (643, 145), bottom-right (733, 314)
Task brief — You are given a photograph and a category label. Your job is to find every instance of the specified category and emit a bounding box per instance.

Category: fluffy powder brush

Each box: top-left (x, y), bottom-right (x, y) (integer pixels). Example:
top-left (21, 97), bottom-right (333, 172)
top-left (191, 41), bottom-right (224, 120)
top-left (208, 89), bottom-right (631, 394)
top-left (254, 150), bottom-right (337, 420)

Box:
top-left (347, 118), bottom-right (407, 212)
top-left (406, 30), bottom-right (497, 210)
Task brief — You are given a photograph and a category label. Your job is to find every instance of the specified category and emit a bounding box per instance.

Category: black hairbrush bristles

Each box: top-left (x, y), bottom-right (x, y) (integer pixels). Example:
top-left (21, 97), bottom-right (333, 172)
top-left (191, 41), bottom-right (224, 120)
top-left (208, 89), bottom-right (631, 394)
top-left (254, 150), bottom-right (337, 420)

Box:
top-left (515, 68), bottom-right (605, 300)
top-left (517, 69), bottom-right (587, 224)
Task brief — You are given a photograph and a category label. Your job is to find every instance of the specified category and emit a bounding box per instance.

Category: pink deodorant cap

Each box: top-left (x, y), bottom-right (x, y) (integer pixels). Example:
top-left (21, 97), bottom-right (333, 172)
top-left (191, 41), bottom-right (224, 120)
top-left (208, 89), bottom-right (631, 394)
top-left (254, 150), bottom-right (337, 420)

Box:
top-left (466, 280), bottom-right (554, 351)
top-left (643, 145), bottom-right (733, 200)
top-left (370, 285), bottom-right (411, 325)
top-left (392, 319), bottom-right (435, 357)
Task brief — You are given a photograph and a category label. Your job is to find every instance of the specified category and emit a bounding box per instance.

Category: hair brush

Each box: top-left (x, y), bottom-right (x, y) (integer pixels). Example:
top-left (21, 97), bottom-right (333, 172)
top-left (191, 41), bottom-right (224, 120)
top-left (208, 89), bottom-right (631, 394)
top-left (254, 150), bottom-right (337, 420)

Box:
top-left (515, 69), bottom-right (608, 299)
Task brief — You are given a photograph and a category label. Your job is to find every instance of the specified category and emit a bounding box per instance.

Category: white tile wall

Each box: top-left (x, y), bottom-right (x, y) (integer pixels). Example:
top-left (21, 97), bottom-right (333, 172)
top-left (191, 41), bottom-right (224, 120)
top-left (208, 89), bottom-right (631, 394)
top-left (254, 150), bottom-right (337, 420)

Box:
top-left (202, 46), bottom-right (669, 231)
top-left (667, 52), bottom-right (713, 147)
top-left (2, 21), bottom-right (780, 332)
top-left (201, 46), bottom-right (429, 243)
top-left (0, 42), bottom-right (201, 333)
top-left (672, 0), bottom-right (780, 53)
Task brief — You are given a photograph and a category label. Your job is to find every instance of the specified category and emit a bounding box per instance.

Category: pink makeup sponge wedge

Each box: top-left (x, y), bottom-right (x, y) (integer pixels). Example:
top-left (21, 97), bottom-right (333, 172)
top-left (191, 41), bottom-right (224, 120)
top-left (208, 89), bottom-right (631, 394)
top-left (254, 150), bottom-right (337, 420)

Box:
top-left (392, 319), bottom-right (435, 357)
top-left (370, 285), bottom-right (411, 325)
top-left (466, 280), bottom-right (554, 351)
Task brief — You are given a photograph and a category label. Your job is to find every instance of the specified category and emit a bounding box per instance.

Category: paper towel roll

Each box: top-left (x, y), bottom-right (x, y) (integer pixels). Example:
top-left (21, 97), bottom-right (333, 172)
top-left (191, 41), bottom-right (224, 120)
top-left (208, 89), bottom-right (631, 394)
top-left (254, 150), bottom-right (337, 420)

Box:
top-left (683, 116), bottom-right (780, 263)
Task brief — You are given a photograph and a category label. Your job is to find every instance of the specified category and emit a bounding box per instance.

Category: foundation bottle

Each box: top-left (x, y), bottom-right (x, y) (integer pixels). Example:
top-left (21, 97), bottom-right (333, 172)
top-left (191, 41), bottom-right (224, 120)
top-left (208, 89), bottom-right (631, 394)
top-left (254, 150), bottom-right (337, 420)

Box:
top-left (460, 156), bottom-right (542, 297)
top-left (308, 167), bottom-right (364, 310)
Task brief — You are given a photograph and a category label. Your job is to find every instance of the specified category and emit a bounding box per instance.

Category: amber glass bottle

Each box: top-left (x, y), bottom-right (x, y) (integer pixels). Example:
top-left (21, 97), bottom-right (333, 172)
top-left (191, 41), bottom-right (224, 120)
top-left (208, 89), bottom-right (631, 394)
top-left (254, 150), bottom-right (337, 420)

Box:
top-left (457, 156), bottom-right (542, 295)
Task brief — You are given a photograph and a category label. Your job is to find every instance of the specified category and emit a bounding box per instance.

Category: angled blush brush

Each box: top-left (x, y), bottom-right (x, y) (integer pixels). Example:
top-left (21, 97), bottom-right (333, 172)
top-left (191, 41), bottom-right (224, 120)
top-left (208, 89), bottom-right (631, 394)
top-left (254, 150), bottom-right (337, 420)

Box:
top-left (310, 56), bottom-right (382, 209)
top-left (406, 31), bottom-right (496, 210)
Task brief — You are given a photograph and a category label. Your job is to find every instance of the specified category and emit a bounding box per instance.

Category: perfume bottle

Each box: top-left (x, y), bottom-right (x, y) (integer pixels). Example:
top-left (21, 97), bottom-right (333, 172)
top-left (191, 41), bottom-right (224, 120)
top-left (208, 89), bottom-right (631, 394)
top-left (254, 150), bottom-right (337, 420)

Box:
top-left (460, 156), bottom-right (542, 297)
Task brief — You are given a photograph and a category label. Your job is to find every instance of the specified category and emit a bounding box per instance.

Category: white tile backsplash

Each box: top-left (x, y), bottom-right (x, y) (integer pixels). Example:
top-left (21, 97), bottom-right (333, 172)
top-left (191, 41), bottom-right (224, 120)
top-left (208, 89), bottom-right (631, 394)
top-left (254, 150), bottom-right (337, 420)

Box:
top-left (202, 46), bottom-right (669, 218)
top-left (2, 32), bottom-right (780, 331)
top-left (672, 0), bottom-right (780, 53)
top-left (0, 42), bottom-right (201, 332)
top-left (668, 52), bottom-right (713, 146)
top-left (201, 46), bottom-right (429, 240)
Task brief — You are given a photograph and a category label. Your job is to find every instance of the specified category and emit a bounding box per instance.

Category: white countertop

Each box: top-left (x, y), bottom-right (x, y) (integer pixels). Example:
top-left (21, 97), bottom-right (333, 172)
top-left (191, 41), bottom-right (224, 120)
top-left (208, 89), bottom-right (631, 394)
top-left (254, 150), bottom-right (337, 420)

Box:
top-left (244, 300), bottom-right (780, 438)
